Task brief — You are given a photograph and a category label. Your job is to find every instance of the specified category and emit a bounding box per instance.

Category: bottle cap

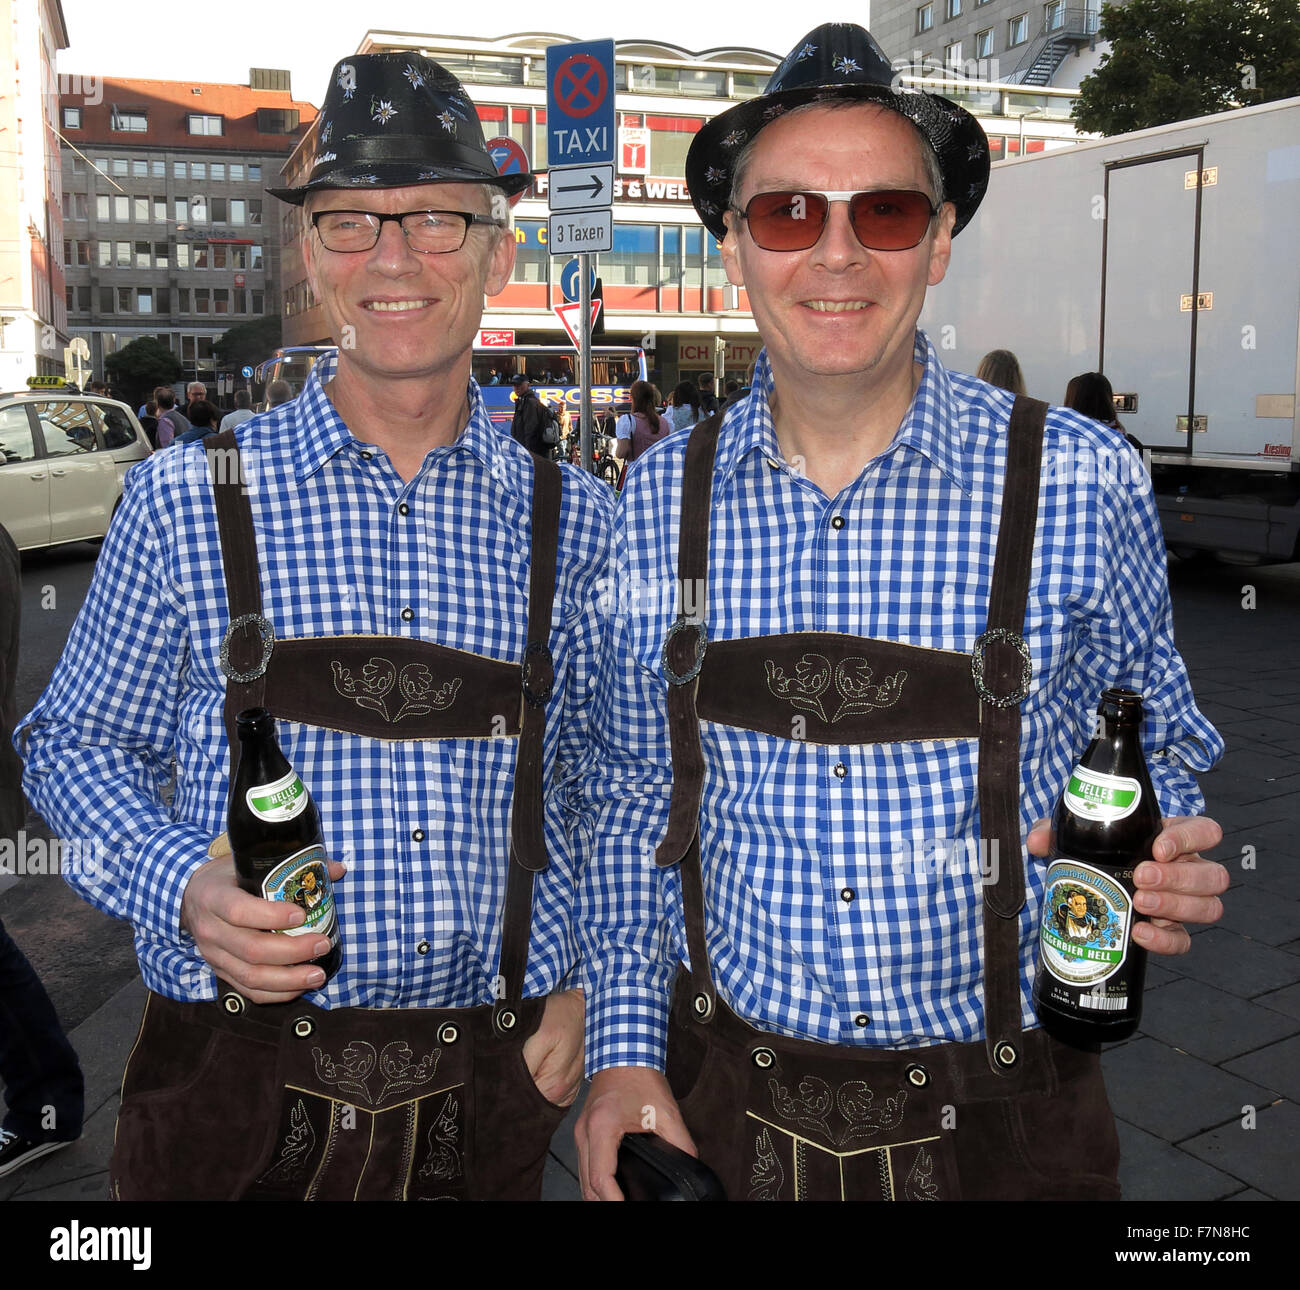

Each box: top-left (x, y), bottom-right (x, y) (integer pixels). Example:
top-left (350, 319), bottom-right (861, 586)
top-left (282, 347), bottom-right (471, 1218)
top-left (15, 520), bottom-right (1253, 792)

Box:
top-left (235, 707), bottom-right (274, 735)
top-left (1098, 688), bottom-right (1144, 724)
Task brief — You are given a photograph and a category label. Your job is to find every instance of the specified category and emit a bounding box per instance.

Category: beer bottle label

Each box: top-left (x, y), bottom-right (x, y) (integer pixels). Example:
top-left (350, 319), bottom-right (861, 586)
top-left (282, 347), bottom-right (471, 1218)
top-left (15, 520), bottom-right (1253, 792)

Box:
top-left (1039, 858), bottom-right (1133, 987)
top-left (1061, 767), bottom-right (1142, 824)
top-left (245, 770), bottom-right (310, 823)
top-left (262, 844), bottom-right (338, 943)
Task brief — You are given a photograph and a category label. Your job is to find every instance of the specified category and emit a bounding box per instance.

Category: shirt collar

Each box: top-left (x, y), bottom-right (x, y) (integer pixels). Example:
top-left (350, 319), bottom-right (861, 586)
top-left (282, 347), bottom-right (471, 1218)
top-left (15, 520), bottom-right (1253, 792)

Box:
top-left (291, 348), bottom-right (510, 484)
top-left (712, 330), bottom-right (974, 498)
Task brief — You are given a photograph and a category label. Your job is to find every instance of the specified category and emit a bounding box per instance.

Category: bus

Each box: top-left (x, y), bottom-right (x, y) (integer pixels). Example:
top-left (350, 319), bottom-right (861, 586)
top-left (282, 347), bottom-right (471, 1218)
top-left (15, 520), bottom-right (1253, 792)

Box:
top-left (254, 343), bottom-right (647, 433)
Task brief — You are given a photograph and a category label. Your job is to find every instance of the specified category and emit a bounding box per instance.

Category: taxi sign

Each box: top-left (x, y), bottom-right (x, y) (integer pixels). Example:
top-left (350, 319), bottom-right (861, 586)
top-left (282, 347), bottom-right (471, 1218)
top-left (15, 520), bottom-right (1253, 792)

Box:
top-left (545, 39), bottom-right (615, 168)
top-left (26, 376), bottom-right (67, 388)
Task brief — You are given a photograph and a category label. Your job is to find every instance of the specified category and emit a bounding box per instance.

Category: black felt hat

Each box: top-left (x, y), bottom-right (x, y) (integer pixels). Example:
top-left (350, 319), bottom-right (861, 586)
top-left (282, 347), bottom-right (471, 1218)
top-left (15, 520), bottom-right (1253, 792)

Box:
top-left (268, 52), bottom-right (532, 205)
top-left (685, 23), bottom-right (989, 240)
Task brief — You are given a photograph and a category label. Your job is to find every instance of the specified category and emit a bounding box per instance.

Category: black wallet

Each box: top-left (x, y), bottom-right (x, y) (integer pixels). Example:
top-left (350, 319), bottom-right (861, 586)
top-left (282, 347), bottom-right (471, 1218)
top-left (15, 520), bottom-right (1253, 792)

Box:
top-left (615, 1132), bottom-right (726, 1201)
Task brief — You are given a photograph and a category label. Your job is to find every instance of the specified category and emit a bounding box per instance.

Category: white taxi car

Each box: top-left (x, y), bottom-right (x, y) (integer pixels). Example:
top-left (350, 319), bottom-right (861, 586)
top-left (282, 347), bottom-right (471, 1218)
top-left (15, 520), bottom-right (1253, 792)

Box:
top-left (0, 389), bottom-right (152, 552)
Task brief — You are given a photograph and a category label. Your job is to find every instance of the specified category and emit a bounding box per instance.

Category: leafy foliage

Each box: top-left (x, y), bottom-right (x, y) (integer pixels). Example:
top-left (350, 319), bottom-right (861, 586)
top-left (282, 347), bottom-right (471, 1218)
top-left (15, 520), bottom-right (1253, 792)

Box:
top-left (103, 336), bottom-right (182, 408)
top-left (213, 315), bottom-right (283, 369)
top-left (1074, 0), bottom-right (1300, 135)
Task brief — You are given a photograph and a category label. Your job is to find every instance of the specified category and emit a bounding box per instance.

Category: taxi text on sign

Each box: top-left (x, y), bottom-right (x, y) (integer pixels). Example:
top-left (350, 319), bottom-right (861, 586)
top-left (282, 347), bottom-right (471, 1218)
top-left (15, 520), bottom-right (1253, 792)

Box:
top-left (545, 39), bottom-right (615, 167)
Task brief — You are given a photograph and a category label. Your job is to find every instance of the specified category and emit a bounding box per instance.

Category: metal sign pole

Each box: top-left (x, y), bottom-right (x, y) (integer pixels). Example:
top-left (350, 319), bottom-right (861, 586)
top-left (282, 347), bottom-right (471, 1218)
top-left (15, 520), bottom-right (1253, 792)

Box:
top-left (579, 252), bottom-right (593, 473)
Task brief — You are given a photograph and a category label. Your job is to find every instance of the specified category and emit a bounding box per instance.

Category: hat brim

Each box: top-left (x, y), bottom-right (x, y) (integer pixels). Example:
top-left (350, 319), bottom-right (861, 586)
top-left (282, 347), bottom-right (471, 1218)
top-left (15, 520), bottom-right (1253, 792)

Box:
top-left (685, 83), bottom-right (989, 240)
top-left (269, 161), bottom-right (534, 206)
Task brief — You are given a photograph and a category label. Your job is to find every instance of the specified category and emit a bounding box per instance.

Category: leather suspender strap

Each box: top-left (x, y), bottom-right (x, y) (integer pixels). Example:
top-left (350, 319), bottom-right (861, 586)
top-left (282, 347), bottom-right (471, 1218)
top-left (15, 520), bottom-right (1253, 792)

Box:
top-left (975, 394), bottom-right (1048, 1076)
top-left (655, 413), bottom-right (724, 871)
top-left (494, 454), bottom-right (563, 1036)
top-left (206, 431), bottom-right (269, 779)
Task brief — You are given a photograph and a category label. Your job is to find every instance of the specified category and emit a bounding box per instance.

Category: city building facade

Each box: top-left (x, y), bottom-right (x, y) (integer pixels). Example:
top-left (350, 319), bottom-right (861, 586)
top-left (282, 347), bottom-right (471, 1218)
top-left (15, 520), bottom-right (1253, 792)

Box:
top-left (58, 71), bottom-right (316, 394)
top-left (278, 30), bottom-right (1097, 391)
top-left (0, 0), bottom-right (69, 392)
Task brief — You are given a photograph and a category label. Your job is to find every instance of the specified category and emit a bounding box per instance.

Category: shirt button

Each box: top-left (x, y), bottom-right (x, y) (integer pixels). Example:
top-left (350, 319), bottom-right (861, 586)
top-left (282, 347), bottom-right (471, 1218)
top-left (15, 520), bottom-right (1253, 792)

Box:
top-left (359, 450), bottom-right (373, 460)
top-left (412, 828), bottom-right (425, 842)
top-left (854, 1013), bottom-right (871, 1028)
top-left (833, 763), bottom-right (847, 779)
top-left (830, 515), bottom-right (845, 530)
top-left (840, 887), bottom-right (856, 903)
top-left (401, 607), bottom-right (414, 622)
top-left (398, 503), bottom-right (410, 516)
top-left (416, 940), bottom-right (430, 955)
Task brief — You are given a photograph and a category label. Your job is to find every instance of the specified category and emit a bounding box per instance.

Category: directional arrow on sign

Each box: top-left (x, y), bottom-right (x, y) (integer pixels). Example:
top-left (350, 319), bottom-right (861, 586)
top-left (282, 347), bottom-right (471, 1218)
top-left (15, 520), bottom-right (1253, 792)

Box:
top-left (547, 163), bottom-right (614, 213)
top-left (553, 299), bottom-right (602, 350)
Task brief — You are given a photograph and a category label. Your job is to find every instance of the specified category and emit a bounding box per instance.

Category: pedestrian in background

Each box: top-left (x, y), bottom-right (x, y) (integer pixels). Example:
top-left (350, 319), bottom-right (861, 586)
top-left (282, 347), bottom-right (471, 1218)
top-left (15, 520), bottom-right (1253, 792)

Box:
top-left (265, 380), bottom-right (294, 409)
top-left (153, 388), bottom-right (189, 448)
top-left (667, 381), bottom-right (702, 432)
top-left (139, 400), bottom-right (160, 450)
top-left (219, 390), bottom-right (255, 433)
top-left (977, 348), bottom-right (1026, 395)
top-left (0, 521), bottom-right (84, 1181)
top-left (178, 401), bottom-right (219, 444)
top-left (697, 373), bottom-right (719, 417)
top-left (614, 379), bottom-right (667, 464)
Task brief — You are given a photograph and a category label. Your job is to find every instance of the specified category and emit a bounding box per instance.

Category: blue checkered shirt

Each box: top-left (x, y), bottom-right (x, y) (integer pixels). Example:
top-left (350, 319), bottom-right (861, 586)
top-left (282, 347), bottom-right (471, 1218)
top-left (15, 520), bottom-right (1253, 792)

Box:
top-left (17, 350), bottom-right (612, 1007)
top-left (577, 331), bottom-right (1223, 1074)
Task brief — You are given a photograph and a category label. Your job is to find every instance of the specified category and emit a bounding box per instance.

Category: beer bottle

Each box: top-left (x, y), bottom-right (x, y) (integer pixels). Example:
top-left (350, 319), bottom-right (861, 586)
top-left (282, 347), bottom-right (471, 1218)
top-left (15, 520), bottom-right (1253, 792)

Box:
top-left (1032, 688), bottom-right (1161, 1046)
top-left (227, 707), bottom-right (341, 981)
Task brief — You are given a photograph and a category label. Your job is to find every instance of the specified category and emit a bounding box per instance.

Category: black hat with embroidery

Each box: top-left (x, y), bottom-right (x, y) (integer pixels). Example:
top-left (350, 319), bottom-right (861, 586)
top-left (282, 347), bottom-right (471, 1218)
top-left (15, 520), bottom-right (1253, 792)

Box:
top-left (268, 52), bottom-right (532, 204)
top-left (685, 23), bottom-right (989, 240)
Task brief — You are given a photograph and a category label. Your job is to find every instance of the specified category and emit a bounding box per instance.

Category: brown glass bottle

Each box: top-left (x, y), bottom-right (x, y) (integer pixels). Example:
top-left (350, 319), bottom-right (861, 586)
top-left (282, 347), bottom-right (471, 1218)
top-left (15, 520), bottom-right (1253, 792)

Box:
top-left (1032, 688), bottom-right (1161, 1046)
top-left (227, 707), bottom-right (341, 981)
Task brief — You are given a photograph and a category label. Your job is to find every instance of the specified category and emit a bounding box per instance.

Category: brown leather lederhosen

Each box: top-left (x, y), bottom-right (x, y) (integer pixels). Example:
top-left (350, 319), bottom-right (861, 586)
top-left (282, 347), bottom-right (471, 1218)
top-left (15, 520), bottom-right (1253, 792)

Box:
top-left (109, 431), bottom-right (568, 1201)
top-left (656, 398), bottom-right (1121, 1201)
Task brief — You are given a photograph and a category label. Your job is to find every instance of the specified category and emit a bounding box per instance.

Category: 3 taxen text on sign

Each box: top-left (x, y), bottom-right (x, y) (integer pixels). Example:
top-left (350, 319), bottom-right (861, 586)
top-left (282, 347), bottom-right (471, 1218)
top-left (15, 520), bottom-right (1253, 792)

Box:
top-left (548, 209), bottom-right (612, 255)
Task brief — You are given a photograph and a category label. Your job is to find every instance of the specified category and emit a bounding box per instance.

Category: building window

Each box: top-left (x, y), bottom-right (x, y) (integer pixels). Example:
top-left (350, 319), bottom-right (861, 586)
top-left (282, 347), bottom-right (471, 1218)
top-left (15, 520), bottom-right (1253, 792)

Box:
top-left (917, 3), bottom-right (934, 33)
top-left (214, 288), bottom-right (230, 315)
top-left (188, 114), bottom-right (224, 136)
top-left (174, 198), bottom-right (188, 224)
top-left (155, 242), bottom-right (168, 268)
top-left (212, 245), bottom-right (228, 270)
top-left (250, 245), bottom-right (263, 270)
top-left (152, 159), bottom-right (165, 178)
top-left (230, 247), bottom-right (247, 270)
top-left (96, 241), bottom-right (111, 267)
top-left (945, 41), bottom-right (963, 66)
top-left (1009, 13), bottom-right (1029, 44)
top-left (248, 199), bottom-right (262, 225)
top-left (194, 244), bottom-right (209, 270)
top-left (211, 162), bottom-right (226, 181)
top-left (137, 289), bottom-right (153, 314)
top-left (192, 161), bottom-right (207, 181)
top-left (177, 288), bottom-right (190, 313)
top-left (77, 285), bottom-right (91, 311)
top-left (135, 241), bottom-right (151, 269)
top-left (174, 161), bottom-right (187, 179)
top-left (249, 163), bottom-right (261, 181)
top-left (157, 289), bottom-right (170, 314)
top-left (62, 107), bottom-right (82, 129)
top-left (176, 243), bottom-right (190, 269)
top-left (111, 110), bottom-right (148, 132)
top-left (211, 197), bottom-right (228, 223)
top-left (100, 287), bottom-right (114, 313)
top-left (252, 290), bottom-right (264, 314)
top-left (110, 158), bottom-right (128, 176)
top-left (117, 287), bottom-right (133, 312)
top-left (190, 196), bottom-right (208, 224)
top-left (946, 0), bottom-right (962, 17)
top-left (231, 199), bottom-right (246, 226)
top-left (96, 194), bottom-right (109, 221)
top-left (132, 159), bottom-right (147, 177)
top-left (115, 241), bottom-right (130, 267)
top-left (134, 196), bottom-right (149, 222)
top-left (230, 162), bottom-right (244, 182)
top-left (606, 223), bottom-right (657, 287)
top-left (975, 28), bottom-right (994, 57)
top-left (1045, 1), bottom-right (1065, 30)
top-left (114, 195), bottom-right (130, 221)
top-left (153, 197), bottom-right (167, 222)
top-left (194, 289), bottom-right (211, 314)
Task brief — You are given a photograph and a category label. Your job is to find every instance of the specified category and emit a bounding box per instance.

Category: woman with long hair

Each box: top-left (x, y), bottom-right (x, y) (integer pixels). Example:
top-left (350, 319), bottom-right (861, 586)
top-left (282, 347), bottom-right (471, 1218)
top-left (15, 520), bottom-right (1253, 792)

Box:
top-left (615, 380), bottom-right (667, 464)
top-left (976, 349), bottom-right (1026, 396)
top-left (667, 381), bottom-right (702, 431)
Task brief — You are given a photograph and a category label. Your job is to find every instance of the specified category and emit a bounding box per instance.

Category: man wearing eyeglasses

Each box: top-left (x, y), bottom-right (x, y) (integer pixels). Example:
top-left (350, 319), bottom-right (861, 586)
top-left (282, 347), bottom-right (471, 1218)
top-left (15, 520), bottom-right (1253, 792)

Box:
top-left (574, 23), bottom-right (1226, 1202)
top-left (17, 53), bottom-right (608, 1200)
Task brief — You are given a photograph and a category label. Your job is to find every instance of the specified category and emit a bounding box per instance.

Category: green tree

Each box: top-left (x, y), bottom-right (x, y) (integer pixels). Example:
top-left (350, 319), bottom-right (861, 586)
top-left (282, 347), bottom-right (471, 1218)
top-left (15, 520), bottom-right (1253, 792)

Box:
top-left (1074, 0), bottom-right (1300, 136)
top-left (213, 315), bottom-right (283, 370)
top-left (103, 336), bottom-right (182, 409)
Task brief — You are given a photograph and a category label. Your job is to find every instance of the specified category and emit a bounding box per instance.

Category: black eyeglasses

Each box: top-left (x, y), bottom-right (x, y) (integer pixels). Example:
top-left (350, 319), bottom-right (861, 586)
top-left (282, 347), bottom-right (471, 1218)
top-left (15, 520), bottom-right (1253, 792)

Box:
top-left (311, 208), bottom-right (505, 254)
top-left (733, 189), bottom-right (940, 252)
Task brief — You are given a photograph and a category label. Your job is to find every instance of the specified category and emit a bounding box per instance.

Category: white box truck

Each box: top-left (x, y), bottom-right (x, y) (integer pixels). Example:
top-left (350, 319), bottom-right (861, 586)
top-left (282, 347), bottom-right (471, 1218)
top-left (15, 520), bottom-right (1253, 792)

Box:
top-left (921, 96), bottom-right (1300, 563)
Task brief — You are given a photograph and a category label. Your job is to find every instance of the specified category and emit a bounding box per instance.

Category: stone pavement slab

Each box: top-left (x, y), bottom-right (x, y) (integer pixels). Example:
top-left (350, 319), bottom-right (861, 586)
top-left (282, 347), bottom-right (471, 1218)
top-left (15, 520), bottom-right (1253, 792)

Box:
top-left (1168, 928), bottom-right (1300, 998)
top-left (1213, 884), bottom-right (1300, 946)
top-left (1115, 1119), bottom-right (1246, 1201)
top-left (1257, 983), bottom-right (1300, 1021)
top-left (1222, 1034), bottom-right (1300, 1103)
top-left (1180, 1099), bottom-right (1300, 1202)
top-left (1100, 1038), bottom-right (1274, 1143)
top-left (1138, 978), bottom-right (1299, 1065)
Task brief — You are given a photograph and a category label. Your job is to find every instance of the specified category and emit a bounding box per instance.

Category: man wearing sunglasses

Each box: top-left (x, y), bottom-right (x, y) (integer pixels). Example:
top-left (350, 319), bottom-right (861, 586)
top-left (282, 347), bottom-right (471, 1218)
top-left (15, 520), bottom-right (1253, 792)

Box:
top-left (575, 23), bottom-right (1226, 1201)
top-left (18, 53), bottom-right (609, 1200)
